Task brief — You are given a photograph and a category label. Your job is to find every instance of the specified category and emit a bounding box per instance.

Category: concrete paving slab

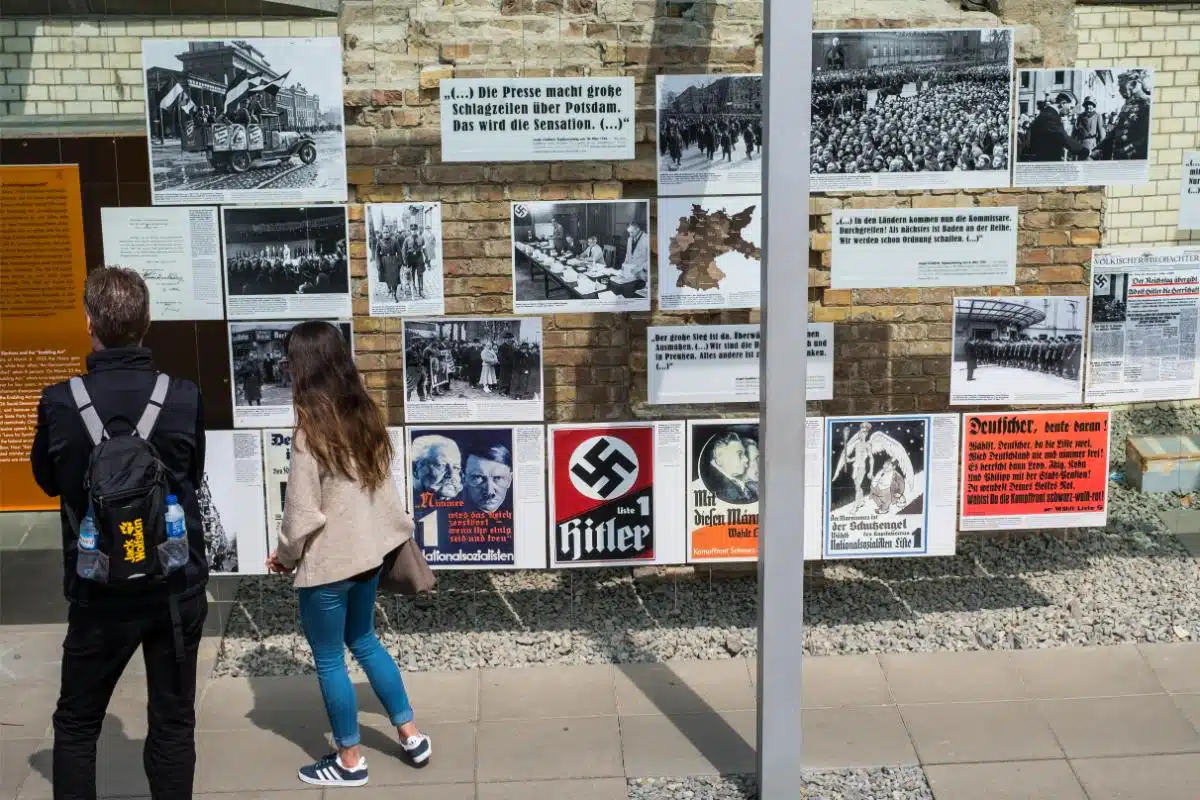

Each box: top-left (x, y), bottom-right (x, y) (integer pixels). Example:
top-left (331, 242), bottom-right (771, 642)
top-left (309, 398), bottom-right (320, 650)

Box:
top-left (614, 659), bottom-right (755, 716)
top-left (1, 738), bottom-right (40, 799)
top-left (1011, 644), bottom-right (1163, 699)
top-left (1038, 694), bottom-right (1200, 759)
top-left (481, 664), bottom-right (614, 721)
top-left (328, 786), bottom-right (472, 800)
top-left (900, 701), bottom-right (1063, 765)
top-left (0, 684), bottom-right (56, 740)
top-left (882, 650), bottom-right (1028, 704)
top-left (476, 716), bottom-right (622, 783)
top-left (801, 704), bottom-right (918, 769)
top-left (1174, 532), bottom-right (1200, 557)
top-left (1072, 753), bottom-right (1200, 800)
top-left (398, 669), bottom-right (481, 724)
top-left (1171, 692), bottom-right (1200, 732)
top-left (195, 726), bottom-right (325, 793)
top-left (478, 778), bottom-right (628, 800)
top-left (1139, 643), bottom-right (1200, 694)
top-left (924, 760), bottom-right (1087, 800)
top-left (802, 653), bottom-right (891, 709)
top-left (0, 551), bottom-right (68, 627)
top-left (18, 736), bottom-right (152, 799)
top-left (619, 710), bottom-right (756, 778)
top-left (350, 721), bottom-right (476, 787)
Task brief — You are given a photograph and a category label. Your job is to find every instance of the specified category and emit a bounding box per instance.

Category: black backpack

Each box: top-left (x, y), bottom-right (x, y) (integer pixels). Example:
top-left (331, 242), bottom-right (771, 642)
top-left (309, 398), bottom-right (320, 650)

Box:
top-left (68, 373), bottom-right (175, 584)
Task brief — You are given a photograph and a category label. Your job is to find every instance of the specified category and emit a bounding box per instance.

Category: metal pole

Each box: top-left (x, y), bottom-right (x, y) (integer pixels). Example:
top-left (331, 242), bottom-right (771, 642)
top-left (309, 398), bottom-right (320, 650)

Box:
top-left (757, 0), bottom-right (813, 796)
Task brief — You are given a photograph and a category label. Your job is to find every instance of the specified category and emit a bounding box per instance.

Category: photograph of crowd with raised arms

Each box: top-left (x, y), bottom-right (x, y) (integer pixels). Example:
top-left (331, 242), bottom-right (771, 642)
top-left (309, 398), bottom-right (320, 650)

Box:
top-left (1014, 67), bottom-right (1153, 187)
top-left (810, 28), bottom-right (1014, 192)
top-left (950, 296), bottom-right (1085, 406)
top-left (656, 74), bottom-right (763, 196)
top-left (221, 205), bottom-right (350, 320)
top-left (366, 202), bottom-right (445, 317)
top-left (511, 200), bottom-right (652, 313)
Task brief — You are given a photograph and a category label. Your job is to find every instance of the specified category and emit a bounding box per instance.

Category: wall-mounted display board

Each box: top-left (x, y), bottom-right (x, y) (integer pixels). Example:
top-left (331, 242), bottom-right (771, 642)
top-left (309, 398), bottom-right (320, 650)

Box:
top-left (656, 74), bottom-right (763, 197)
top-left (202, 430), bottom-right (270, 575)
top-left (1086, 247), bottom-right (1200, 404)
top-left (810, 28), bottom-right (1015, 192)
top-left (657, 195), bottom-right (761, 311)
top-left (366, 202), bottom-right (446, 317)
top-left (1180, 152), bottom-right (1200, 230)
top-left (548, 421), bottom-right (687, 568)
top-left (823, 414), bottom-right (960, 559)
top-left (100, 206), bottom-right (224, 321)
top-left (407, 425), bottom-right (547, 570)
top-left (959, 410), bottom-right (1111, 532)
top-left (142, 37), bottom-right (348, 206)
top-left (439, 77), bottom-right (636, 162)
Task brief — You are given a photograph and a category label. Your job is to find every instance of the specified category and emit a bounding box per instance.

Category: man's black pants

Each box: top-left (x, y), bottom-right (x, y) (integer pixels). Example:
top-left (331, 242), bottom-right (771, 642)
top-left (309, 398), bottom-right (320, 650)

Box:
top-left (52, 593), bottom-right (207, 799)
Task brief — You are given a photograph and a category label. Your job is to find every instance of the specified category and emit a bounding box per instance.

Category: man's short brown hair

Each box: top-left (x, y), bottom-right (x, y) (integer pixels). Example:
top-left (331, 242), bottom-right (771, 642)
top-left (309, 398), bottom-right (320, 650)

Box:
top-left (83, 267), bottom-right (151, 348)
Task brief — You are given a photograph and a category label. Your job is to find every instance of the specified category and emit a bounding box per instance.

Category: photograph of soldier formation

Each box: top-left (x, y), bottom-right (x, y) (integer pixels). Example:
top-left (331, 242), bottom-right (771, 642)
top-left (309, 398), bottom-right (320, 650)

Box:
top-left (1016, 68), bottom-right (1152, 164)
top-left (656, 74), bottom-right (763, 194)
top-left (366, 202), bottom-right (444, 315)
top-left (951, 296), bottom-right (1085, 405)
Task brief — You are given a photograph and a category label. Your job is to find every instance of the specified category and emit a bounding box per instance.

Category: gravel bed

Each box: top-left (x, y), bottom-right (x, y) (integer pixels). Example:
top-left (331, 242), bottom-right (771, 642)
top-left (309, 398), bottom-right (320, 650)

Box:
top-left (627, 769), bottom-right (934, 799)
top-left (213, 408), bottom-right (1200, 677)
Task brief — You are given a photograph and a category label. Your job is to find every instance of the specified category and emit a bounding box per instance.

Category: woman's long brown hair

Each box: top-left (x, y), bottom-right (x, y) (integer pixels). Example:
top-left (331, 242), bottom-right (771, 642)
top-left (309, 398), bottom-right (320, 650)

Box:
top-left (287, 321), bottom-right (392, 491)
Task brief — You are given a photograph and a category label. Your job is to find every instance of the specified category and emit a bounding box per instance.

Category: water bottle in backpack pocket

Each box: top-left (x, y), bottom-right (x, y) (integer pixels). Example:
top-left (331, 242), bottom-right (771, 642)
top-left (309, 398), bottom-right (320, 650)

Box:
top-left (160, 495), bottom-right (190, 571)
top-left (76, 503), bottom-right (110, 582)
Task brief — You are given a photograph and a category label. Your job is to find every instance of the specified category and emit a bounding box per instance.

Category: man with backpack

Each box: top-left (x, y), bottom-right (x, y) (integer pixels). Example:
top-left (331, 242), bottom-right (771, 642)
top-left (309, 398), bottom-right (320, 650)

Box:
top-left (30, 267), bottom-right (209, 799)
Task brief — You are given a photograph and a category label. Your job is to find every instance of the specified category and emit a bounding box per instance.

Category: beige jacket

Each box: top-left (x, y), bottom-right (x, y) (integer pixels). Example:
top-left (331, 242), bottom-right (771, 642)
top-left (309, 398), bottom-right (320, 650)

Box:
top-left (277, 431), bottom-right (414, 588)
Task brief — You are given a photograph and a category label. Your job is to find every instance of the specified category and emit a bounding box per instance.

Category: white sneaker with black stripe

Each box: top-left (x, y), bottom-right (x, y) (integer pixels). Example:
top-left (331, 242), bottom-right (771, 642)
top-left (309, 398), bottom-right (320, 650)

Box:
top-left (298, 753), bottom-right (369, 787)
top-left (401, 733), bottom-right (432, 767)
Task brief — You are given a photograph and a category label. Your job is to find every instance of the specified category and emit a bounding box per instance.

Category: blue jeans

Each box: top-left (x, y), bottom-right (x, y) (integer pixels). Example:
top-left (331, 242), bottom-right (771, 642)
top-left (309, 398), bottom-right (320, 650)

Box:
top-left (298, 570), bottom-right (414, 748)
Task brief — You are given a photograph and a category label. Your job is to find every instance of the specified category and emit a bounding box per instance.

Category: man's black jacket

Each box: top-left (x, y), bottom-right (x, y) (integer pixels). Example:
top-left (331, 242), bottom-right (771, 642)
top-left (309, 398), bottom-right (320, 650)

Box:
top-left (1027, 106), bottom-right (1090, 162)
top-left (30, 347), bottom-right (209, 610)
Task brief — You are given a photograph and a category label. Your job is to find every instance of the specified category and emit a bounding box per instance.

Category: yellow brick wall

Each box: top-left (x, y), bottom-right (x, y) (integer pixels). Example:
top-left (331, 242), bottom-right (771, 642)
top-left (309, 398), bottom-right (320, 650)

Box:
top-left (1075, 3), bottom-right (1200, 245)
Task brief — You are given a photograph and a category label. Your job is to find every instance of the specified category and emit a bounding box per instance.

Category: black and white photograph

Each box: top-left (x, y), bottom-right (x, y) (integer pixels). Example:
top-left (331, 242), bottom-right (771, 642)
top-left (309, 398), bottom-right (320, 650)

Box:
top-left (1092, 271), bottom-right (1129, 324)
top-left (810, 28), bottom-right (1014, 192)
top-left (143, 37), bottom-right (348, 206)
top-left (403, 317), bottom-right (544, 424)
top-left (656, 74), bottom-right (763, 196)
top-left (1014, 67), bottom-right (1154, 187)
top-left (951, 296), bottom-right (1085, 405)
top-left (366, 202), bottom-right (445, 317)
top-left (201, 431), bottom-right (269, 574)
top-left (511, 200), bottom-right (652, 313)
top-left (228, 319), bottom-right (353, 428)
top-left (222, 205), bottom-right (350, 319)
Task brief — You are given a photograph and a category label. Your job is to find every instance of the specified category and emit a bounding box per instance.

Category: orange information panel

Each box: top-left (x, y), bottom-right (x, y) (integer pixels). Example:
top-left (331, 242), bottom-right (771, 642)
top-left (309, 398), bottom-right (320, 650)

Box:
top-left (959, 410), bottom-right (1111, 532)
top-left (0, 165), bottom-right (90, 510)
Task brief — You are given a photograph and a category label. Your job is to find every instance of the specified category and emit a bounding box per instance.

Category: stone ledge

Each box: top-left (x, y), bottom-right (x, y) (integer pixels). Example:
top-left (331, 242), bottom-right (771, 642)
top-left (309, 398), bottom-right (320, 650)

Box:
top-left (0, 0), bottom-right (337, 16)
top-left (813, 0), bottom-right (1003, 28)
top-left (0, 112), bottom-right (145, 138)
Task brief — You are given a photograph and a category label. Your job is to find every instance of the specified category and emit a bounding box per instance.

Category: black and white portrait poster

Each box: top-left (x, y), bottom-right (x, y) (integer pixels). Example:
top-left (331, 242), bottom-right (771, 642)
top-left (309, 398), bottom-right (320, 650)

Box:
top-left (824, 414), bottom-right (959, 560)
top-left (402, 317), bottom-right (543, 424)
top-left (811, 28), bottom-right (1014, 192)
top-left (407, 425), bottom-right (546, 570)
top-left (657, 196), bottom-right (761, 311)
top-left (549, 421), bottom-right (686, 568)
top-left (951, 296), bottom-right (1085, 405)
top-left (511, 200), bottom-right (651, 313)
top-left (221, 205), bottom-right (350, 320)
top-left (831, 207), bottom-right (1018, 289)
top-left (1014, 67), bottom-right (1154, 187)
top-left (228, 320), bottom-right (353, 428)
top-left (202, 430), bottom-right (269, 574)
top-left (366, 202), bottom-right (445, 317)
top-left (142, 38), bottom-right (347, 206)
top-left (656, 74), bottom-right (763, 196)
top-left (648, 323), bottom-right (834, 404)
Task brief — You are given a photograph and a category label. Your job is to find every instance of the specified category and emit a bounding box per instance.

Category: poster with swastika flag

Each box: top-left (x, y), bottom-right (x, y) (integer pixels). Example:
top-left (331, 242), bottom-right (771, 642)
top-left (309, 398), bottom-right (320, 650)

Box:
top-left (549, 422), bottom-right (686, 568)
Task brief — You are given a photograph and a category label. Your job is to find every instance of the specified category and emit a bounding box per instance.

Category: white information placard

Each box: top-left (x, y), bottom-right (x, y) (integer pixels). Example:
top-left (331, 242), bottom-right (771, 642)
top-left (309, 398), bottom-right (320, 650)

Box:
top-left (202, 430), bottom-right (269, 575)
top-left (1180, 152), bottom-right (1200, 230)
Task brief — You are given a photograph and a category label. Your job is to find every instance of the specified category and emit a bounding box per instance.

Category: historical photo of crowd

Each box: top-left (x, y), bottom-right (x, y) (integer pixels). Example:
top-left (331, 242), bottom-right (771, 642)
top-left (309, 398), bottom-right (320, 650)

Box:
top-left (512, 200), bottom-right (652, 313)
top-left (951, 296), bottom-right (1085, 405)
top-left (656, 74), bottom-right (763, 196)
top-left (228, 320), bottom-right (353, 425)
top-left (1092, 271), bottom-right (1130, 324)
top-left (810, 28), bottom-right (1014, 191)
top-left (1015, 68), bottom-right (1153, 186)
top-left (222, 205), bottom-right (350, 319)
top-left (142, 37), bottom-right (348, 205)
top-left (403, 318), bottom-right (544, 423)
top-left (366, 202), bottom-right (445, 317)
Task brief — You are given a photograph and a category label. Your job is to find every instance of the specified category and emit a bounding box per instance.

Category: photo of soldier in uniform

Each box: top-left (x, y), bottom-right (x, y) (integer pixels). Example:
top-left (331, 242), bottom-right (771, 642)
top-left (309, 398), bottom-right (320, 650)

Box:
top-left (366, 202), bottom-right (445, 317)
top-left (951, 296), bottom-right (1085, 405)
top-left (656, 74), bottom-right (763, 196)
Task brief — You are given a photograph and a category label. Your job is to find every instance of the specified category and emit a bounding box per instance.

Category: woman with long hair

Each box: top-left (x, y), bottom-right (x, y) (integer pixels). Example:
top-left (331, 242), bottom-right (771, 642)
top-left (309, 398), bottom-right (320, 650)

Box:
top-left (267, 321), bottom-right (431, 787)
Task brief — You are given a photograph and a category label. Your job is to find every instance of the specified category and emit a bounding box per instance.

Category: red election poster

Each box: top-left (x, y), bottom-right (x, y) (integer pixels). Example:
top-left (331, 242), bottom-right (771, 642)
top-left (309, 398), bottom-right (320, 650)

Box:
top-left (960, 410), bottom-right (1111, 531)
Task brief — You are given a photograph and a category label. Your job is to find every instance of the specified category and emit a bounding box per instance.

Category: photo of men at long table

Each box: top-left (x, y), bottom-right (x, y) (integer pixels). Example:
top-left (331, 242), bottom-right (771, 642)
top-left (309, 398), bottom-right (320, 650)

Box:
top-left (511, 200), bottom-right (652, 314)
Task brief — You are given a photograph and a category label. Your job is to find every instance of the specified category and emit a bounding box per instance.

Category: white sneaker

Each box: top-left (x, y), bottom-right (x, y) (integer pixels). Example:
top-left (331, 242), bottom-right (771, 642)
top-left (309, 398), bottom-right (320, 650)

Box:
top-left (401, 733), bottom-right (432, 767)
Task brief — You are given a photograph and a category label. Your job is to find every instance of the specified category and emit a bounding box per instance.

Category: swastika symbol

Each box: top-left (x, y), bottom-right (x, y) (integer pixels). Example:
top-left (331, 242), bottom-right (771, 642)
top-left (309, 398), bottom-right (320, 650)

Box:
top-left (568, 435), bottom-right (640, 501)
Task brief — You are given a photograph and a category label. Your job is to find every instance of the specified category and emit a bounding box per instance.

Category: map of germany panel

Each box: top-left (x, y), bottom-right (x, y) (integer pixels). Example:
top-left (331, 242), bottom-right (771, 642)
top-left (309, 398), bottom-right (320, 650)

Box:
top-left (657, 195), bottom-right (761, 311)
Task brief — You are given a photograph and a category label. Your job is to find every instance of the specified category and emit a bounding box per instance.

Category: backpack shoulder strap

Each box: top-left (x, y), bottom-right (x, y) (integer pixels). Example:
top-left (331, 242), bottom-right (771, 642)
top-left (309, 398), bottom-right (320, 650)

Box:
top-left (135, 374), bottom-right (171, 441)
top-left (69, 377), bottom-right (107, 447)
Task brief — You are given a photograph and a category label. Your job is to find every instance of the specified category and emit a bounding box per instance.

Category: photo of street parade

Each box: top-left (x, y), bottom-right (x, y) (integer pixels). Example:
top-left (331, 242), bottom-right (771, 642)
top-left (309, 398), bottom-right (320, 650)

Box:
top-left (810, 28), bottom-right (1014, 191)
top-left (222, 205), bottom-right (350, 319)
top-left (143, 38), bottom-right (347, 205)
top-left (951, 296), bottom-right (1085, 405)
top-left (228, 320), bottom-right (353, 425)
top-left (366, 202), bottom-right (445, 317)
top-left (656, 74), bottom-right (763, 196)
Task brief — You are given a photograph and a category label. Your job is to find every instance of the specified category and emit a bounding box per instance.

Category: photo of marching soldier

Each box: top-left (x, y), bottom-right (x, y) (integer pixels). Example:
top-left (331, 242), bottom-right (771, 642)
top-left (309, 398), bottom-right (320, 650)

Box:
top-left (656, 74), bottom-right (763, 196)
top-left (951, 296), bottom-right (1086, 405)
top-left (221, 205), bottom-right (350, 320)
top-left (366, 202), bottom-right (445, 317)
top-left (810, 28), bottom-right (1014, 191)
top-left (143, 38), bottom-right (347, 205)
top-left (1015, 68), bottom-right (1153, 186)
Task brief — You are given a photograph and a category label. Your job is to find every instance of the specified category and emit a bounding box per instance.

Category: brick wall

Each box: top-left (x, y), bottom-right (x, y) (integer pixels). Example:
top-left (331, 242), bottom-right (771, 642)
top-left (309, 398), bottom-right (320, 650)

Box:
top-left (0, 17), bottom-right (339, 118)
top-left (1075, 3), bottom-right (1200, 246)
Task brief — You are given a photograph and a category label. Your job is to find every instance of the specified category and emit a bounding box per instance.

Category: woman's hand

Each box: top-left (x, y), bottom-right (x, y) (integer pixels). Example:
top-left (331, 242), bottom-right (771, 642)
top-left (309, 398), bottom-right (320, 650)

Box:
top-left (266, 550), bottom-right (293, 574)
